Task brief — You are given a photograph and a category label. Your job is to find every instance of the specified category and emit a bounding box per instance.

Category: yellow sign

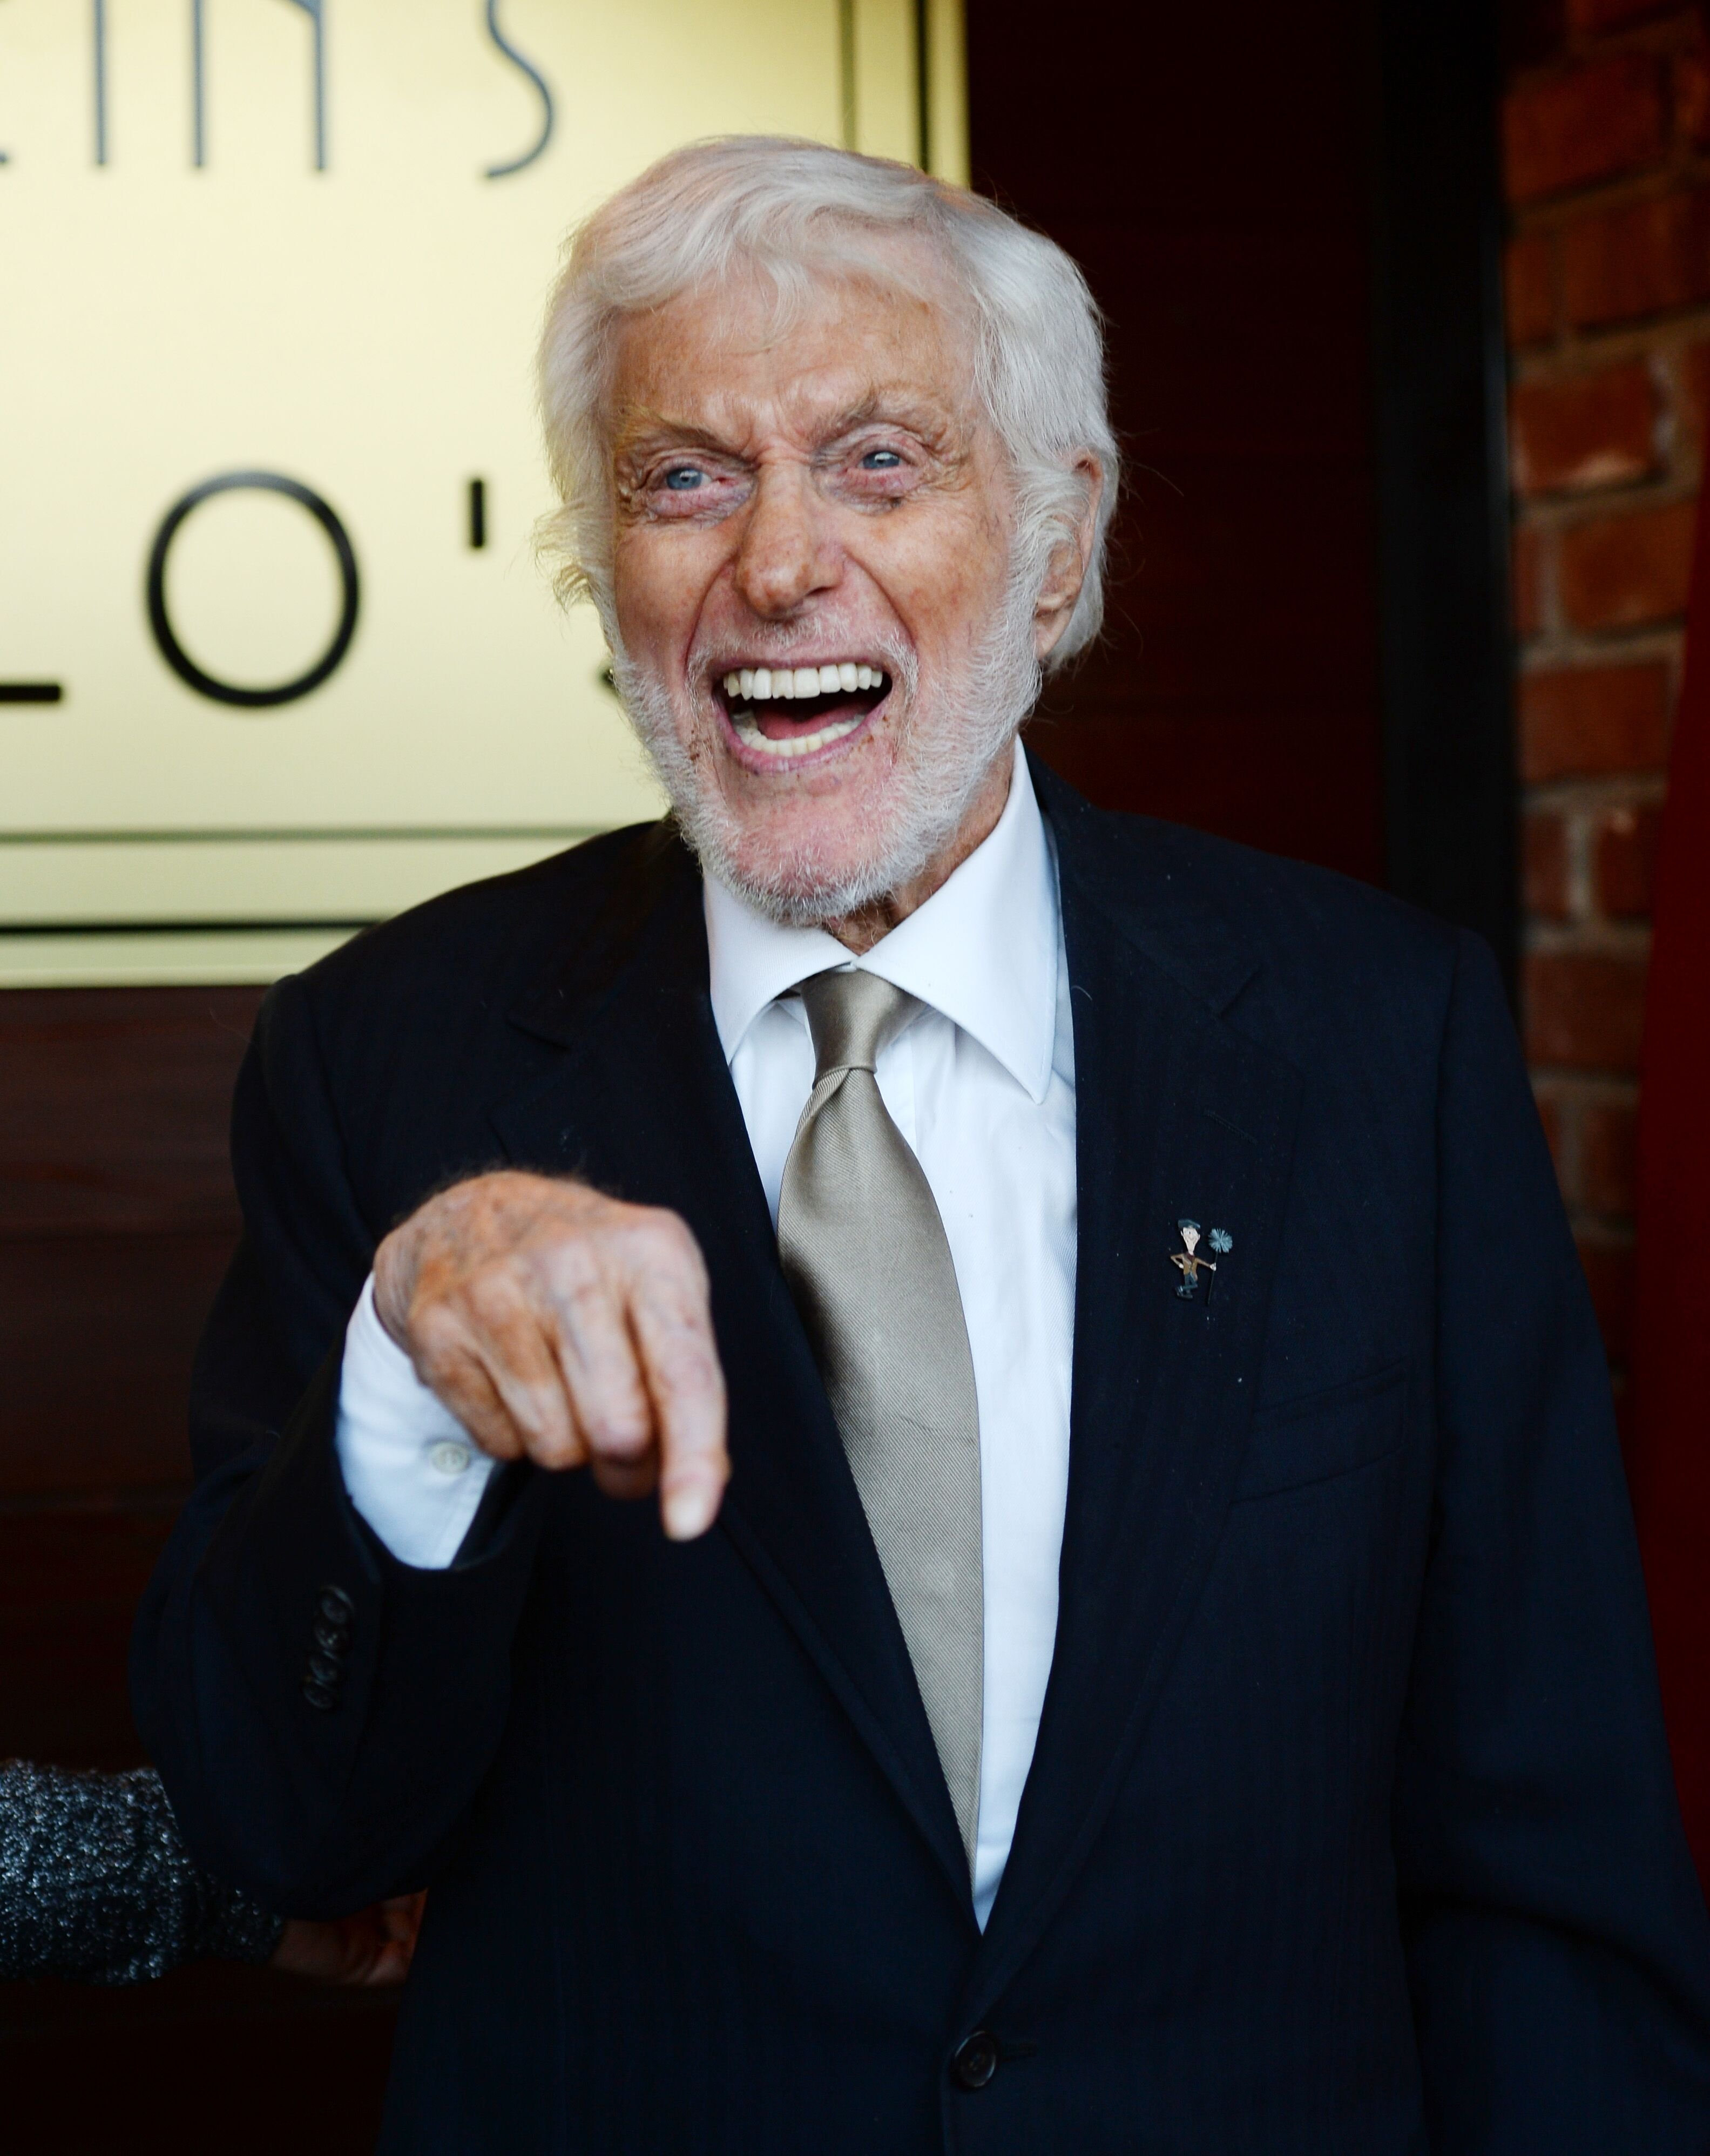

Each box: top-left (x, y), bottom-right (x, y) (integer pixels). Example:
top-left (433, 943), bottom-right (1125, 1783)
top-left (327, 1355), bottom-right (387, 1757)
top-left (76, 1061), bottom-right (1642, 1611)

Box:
top-left (0, 0), bottom-right (966, 985)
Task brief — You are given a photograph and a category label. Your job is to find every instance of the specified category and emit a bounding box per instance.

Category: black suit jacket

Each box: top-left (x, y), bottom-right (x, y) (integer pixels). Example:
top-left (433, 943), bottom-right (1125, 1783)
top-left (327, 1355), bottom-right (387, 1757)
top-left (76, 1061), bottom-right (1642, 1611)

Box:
top-left (133, 759), bottom-right (1710, 2152)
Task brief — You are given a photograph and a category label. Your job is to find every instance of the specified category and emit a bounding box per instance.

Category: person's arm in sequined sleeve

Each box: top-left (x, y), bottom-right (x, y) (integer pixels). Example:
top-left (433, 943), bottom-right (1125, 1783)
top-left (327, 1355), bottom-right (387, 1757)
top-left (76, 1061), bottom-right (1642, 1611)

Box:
top-left (0, 1760), bottom-right (420, 1986)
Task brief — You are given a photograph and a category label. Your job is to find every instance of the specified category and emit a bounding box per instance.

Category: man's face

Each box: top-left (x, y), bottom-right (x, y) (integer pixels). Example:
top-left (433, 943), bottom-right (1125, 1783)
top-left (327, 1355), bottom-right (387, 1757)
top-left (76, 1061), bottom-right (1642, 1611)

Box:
top-left (604, 255), bottom-right (1030, 920)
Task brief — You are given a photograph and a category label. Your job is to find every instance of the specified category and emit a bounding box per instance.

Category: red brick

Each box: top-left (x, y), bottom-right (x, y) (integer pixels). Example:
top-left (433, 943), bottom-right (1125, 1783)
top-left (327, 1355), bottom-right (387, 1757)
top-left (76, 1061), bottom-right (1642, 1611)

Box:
top-left (1518, 664), bottom-right (1671, 780)
top-left (1580, 1096), bottom-right (1638, 1215)
top-left (1568, 0), bottom-right (1677, 28)
top-left (1513, 523), bottom-right (1545, 641)
top-left (1525, 811), bottom-right (1573, 919)
top-left (1563, 187), bottom-right (1710, 328)
top-left (1558, 497), bottom-right (1697, 629)
top-left (1510, 364), bottom-right (1656, 495)
top-left (1504, 58), bottom-right (1666, 203)
top-left (1577, 1233), bottom-right (1634, 1367)
top-left (1524, 947), bottom-right (1650, 1070)
top-left (1505, 234), bottom-right (1556, 347)
top-left (1595, 800), bottom-right (1661, 915)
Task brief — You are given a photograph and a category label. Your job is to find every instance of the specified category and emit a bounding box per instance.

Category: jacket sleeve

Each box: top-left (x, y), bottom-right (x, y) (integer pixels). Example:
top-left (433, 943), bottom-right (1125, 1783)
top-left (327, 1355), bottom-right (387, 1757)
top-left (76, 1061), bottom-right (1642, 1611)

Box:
top-left (130, 972), bottom-right (545, 1917)
top-left (1396, 932), bottom-right (1710, 2150)
top-left (0, 1762), bottom-right (281, 1983)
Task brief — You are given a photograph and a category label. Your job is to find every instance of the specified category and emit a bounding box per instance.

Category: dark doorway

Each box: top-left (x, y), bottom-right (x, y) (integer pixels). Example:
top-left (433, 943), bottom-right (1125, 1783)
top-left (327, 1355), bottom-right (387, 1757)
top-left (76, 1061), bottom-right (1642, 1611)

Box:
top-left (969, 0), bottom-right (1516, 983)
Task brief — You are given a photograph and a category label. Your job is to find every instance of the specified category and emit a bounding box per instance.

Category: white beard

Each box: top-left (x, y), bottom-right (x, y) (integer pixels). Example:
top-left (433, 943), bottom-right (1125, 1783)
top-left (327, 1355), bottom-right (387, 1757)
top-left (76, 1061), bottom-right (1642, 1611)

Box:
top-left (607, 565), bottom-right (1043, 928)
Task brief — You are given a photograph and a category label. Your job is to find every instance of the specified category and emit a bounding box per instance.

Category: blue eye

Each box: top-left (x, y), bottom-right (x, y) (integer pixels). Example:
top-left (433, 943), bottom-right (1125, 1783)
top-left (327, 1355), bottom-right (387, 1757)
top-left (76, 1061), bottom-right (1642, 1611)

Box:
top-left (663, 466), bottom-right (704, 491)
top-left (861, 449), bottom-right (902, 469)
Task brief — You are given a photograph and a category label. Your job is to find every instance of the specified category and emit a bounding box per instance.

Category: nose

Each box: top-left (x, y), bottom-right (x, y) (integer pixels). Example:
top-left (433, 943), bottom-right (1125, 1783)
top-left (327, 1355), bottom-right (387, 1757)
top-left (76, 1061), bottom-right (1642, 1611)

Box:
top-left (732, 461), bottom-right (842, 620)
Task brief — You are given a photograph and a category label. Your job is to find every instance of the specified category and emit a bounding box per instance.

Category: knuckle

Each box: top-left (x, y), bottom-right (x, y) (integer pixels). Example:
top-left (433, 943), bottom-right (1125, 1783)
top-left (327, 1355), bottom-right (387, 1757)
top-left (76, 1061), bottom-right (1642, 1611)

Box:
top-left (506, 1374), bottom-right (557, 1431)
top-left (464, 1261), bottom-right (520, 1317)
top-left (471, 1420), bottom-right (524, 1463)
top-left (526, 1426), bottom-right (585, 1472)
top-left (411, 1319), bottom-right (478, 1398)
top-left (585, 1401), bottom-right (652, 1454)
top-left (410, 1299), bottom-right (461, 1359)
top-left (660, 1212), bottom-right (705, 1268)
top-left (437, 1378), bottom-right (511, 1450)
top-left (652, 1315), bottom-right (722, 1382)
top-left (629, 1206), bottom-right (699, 1268)
top-left (655, 1356), bottom-right (720, 1412)
top-left (546, 1242), bottom-right (605, 1309)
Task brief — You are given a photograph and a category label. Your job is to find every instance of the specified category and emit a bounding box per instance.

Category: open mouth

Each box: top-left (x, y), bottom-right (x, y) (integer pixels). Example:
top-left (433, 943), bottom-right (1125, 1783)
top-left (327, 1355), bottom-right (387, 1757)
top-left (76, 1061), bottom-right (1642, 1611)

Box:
top-left (715, 660), bottom-right (892, 761)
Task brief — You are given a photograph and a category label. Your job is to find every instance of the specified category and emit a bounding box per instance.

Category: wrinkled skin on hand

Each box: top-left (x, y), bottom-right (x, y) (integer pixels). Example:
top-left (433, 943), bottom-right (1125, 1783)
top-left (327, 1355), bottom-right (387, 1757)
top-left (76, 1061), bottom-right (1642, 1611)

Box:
top-left (373, 1171), bottom-right (729, 1541)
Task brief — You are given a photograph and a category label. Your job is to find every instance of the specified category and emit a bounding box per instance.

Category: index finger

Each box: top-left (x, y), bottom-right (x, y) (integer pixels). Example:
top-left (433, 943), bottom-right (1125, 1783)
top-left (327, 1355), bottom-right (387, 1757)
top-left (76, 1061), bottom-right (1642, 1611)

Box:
top-left (627, 1269), bottom-right (728, 1540)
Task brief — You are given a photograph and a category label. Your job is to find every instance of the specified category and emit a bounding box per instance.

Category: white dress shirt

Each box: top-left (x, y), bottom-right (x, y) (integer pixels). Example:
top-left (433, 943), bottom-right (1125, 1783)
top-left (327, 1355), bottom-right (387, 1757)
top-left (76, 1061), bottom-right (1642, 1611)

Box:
top-left (335, 736), bottom-right (1078, 1926)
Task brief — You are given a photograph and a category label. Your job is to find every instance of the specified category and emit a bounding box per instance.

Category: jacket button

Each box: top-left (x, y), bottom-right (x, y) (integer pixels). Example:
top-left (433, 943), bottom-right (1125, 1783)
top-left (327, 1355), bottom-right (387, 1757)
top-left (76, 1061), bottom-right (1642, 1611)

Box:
top-left (312, 1617), bottom-right (349, 1655)
top-left (306, 1651), bottom-right (342, 1688)
top-left (301, 1678), bottom-right (337, 1711)
top-left (951, 2031), bottom-right (998, 2091)
top-left (316, 1585), bottom-right (354, 1630)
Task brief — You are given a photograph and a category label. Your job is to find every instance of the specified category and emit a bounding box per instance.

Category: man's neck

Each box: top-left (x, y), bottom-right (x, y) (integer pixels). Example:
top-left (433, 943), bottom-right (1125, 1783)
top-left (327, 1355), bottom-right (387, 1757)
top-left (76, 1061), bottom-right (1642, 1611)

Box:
top-left (817, 745), bottom-right (1016, 956)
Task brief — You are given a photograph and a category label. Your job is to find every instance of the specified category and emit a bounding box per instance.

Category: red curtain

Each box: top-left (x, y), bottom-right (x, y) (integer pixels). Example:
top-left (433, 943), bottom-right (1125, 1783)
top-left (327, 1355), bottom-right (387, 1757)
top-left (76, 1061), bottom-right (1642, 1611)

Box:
top-left (1631, 479), bottom-right (1710, 1896)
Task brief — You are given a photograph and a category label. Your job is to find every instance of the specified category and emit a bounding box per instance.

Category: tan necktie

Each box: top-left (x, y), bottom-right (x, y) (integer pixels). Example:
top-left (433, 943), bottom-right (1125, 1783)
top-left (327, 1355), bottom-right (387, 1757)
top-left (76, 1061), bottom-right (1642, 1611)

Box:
top-left (778, 969), bottom-right (984, 1874)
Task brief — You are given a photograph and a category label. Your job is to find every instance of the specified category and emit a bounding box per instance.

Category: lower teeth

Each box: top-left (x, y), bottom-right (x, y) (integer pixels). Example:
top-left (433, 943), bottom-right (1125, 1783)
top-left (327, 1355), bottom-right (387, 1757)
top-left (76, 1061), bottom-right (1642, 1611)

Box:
top-left (733, 711), bottom-right (864, 758)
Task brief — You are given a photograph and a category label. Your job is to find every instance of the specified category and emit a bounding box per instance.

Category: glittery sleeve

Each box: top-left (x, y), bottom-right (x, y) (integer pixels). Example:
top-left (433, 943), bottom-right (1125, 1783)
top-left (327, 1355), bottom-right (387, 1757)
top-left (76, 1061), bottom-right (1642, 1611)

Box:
top-left (0, 1760), bottom-right (283, 1984)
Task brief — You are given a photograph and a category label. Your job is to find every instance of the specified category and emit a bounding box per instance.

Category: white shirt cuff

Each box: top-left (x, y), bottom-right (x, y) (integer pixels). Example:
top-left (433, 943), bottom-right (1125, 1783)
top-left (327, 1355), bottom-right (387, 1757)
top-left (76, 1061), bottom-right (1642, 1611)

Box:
top-left (334, 1274), bottom-right (498, 1569)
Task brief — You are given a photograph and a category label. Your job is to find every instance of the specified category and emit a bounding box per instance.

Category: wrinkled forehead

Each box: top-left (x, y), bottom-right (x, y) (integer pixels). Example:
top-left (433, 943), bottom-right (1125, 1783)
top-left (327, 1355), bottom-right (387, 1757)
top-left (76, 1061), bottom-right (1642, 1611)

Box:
top-left (604, 240), bottom-right (983, 452)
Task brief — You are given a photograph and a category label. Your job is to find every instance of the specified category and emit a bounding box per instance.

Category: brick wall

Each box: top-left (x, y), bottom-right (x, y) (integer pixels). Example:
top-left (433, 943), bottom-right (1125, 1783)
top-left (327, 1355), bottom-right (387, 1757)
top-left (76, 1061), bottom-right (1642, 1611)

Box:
top-left (1503, 0), bottom-right (1708, 1403)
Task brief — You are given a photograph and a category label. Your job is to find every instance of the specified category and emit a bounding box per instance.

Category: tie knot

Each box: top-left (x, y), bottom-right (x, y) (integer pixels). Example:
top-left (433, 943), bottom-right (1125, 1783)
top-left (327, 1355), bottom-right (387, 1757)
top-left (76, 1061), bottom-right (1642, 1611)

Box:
top-left (796, 969), bottom-right (920, 1080)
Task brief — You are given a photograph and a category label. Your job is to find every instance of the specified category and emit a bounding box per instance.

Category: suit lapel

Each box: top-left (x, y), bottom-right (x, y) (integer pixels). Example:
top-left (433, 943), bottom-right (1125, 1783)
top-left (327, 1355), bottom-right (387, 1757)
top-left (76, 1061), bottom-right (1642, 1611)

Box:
top-left (966, 767), bottom-right (1303, 2008)
top-left (489, 826), bottom-right (973, 1909)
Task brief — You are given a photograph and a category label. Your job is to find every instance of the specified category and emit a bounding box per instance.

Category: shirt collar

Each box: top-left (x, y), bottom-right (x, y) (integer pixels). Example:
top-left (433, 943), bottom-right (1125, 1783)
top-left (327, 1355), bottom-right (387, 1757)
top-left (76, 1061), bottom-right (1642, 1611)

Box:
top-left (702, 736), bottom-right (1060, 1104)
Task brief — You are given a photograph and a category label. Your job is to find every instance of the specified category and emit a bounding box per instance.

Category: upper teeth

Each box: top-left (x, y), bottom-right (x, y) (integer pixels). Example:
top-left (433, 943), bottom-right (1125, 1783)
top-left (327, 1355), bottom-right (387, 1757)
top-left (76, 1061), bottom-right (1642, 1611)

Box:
top-left (721, 662), bottom-right (883, 700)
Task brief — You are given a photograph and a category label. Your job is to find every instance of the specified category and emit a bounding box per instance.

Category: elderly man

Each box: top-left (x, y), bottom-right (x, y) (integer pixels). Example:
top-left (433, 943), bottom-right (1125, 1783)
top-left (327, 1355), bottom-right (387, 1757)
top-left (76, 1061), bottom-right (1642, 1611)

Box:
top-left (134, 140), bottom-right (1710, 2151)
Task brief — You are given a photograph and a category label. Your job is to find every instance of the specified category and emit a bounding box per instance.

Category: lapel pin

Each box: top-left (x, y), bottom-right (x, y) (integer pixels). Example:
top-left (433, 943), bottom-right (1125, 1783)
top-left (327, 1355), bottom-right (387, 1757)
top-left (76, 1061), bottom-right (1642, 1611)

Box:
top-left (1172, 1220), bottom-right (1233, 1300)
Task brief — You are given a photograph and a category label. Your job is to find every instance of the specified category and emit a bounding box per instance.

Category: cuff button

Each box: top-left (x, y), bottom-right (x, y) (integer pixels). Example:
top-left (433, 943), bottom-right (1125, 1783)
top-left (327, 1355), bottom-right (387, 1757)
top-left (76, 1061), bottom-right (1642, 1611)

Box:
top-left (428, 1439), bottom-right (473, 1476)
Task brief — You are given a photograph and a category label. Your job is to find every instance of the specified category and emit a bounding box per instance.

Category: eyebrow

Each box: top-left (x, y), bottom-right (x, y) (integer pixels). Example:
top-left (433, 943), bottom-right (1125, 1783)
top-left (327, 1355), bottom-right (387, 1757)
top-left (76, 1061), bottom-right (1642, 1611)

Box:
top-left (613, 388), bottom-right (957, 468)
top-left (612, 416), bottom-right (734, 464)
top-left (815, 389), bottom-right (953, 440)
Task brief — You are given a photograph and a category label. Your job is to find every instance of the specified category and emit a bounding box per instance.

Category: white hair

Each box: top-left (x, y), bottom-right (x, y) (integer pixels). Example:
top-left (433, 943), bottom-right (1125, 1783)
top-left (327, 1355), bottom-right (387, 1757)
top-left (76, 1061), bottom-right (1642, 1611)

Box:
top-left (536, 135), bottom-right (1118, 670)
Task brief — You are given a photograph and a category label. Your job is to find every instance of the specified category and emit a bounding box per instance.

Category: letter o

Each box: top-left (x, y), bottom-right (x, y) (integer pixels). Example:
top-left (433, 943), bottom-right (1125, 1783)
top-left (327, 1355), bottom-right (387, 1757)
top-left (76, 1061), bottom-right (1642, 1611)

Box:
top-left (146, 471), bottom-right (360, 708)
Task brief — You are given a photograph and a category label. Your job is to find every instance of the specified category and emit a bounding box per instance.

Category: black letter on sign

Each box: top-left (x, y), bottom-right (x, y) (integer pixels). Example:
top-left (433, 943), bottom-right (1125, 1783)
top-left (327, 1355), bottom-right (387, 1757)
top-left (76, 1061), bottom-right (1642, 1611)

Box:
top-left (276, 0), bottom-right (327, 171)
top-left (93, 0), bottom-right (110, 165)
top-left (483, 0), bottom-right (553, 179)
top-left (147, 471), bottom-right (360, 709)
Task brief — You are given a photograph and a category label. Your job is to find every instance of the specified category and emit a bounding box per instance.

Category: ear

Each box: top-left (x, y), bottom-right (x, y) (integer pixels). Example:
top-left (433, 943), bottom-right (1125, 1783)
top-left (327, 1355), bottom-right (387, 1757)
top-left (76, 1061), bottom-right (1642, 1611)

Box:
top-left (1032, 455), bottom-right (1105, 663)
